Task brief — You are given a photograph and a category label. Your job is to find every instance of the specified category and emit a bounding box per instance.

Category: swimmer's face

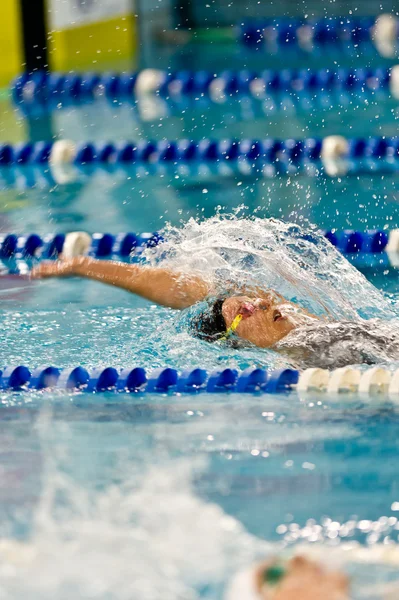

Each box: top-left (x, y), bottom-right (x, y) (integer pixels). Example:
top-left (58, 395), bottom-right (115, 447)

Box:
top-left (222, 295), bottom-right (298, 347)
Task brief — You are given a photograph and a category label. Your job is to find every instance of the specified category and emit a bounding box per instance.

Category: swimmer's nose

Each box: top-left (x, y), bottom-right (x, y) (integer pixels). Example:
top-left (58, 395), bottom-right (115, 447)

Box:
top-left (239, 302), bottom-right (255, 318)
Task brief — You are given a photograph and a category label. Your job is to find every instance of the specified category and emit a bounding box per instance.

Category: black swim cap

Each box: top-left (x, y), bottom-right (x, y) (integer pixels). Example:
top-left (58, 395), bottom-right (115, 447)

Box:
top-left (190, 298), bottom-right (226, 342)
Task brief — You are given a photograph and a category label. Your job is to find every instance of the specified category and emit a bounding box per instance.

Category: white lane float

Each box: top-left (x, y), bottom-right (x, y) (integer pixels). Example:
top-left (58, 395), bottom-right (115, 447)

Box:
top-left (49, 140), bottom-right (78, 185)
top-left (62, 232), bottom-right (92, 258)
top-left (389, 64), bottom-right (399, 99)
top-left (297, 368), bottom-right (329, 392)
top-left (372, 14), bottom-right (399, 58)
top-left (134, 69), bottom-right (167, 95)
top-left (49, 140), bottom-right (76, 166)
top-left (209, 77), bottom-right (228, 102)
top-left (327, 367), bottom-right (361, 394)
top-left (321, 135), bottom-right (349, 177)
top-left (297, 367), bottom-right (394, 398)
top-left (388, 368), bottom-right (399, 399)
top-left (358, 366), bottom-right (391, 395)
top-left (386, 229), bottom-right (399, 267)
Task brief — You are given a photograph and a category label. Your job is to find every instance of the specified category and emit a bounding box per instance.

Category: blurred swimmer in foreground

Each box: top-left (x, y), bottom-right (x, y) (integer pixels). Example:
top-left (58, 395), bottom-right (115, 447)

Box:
top-left (32, 254), bottom-right (399, 368)
top-left (225, 555), bottom-right (349, 600)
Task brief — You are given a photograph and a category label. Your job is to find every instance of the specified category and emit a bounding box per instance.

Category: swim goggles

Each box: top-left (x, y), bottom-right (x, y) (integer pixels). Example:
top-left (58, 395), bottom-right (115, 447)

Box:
top-left (219, 313), bottom-right (243, 341)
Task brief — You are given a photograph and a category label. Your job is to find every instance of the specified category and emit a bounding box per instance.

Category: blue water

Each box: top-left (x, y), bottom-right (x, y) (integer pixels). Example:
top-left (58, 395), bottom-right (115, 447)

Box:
top-left (2, 39), bottom-right (399, 598)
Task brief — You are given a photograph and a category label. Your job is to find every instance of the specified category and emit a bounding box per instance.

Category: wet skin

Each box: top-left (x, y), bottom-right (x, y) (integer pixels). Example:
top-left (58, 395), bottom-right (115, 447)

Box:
top-left (221, 295), bottom-right (312, 347)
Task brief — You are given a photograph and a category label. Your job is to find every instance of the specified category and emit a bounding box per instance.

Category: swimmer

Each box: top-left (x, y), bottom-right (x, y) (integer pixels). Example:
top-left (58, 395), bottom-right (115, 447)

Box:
top-left (31, 256), bottom-right (316, 348)
top-left (226, 555), bottom-right (349, 600)
top-left (31, 256), bottom-right (399, 368)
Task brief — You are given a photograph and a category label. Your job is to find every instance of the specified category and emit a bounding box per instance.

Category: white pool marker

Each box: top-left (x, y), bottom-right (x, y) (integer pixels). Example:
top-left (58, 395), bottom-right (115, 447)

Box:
top-left (358, 367), bottom-right (391, 395)
top-left (321, 135), bottom-right (349, 160)
top-left (48, 140), bottom-right (78, 184)
top-left (224, 567), bottom-right (260, 600)
top-left (209, 77), bottom-right (228, 101)
top-left (62, 232), bottom-right (92, 258)
top-left (386, 229), bottom-right (399, 253)
top-left (327, 367), bottom-right (361, 394)
top-left (296, 23), bottom-right (314, 49)
top-left (389, 65), bottom-right (399, 99)
top-left (297, 368), bottom-right (329, 392)
top-left (388, 368), bottom-right (399, 399)
top-left (385, 229), bottom-right (399, 267)
top-left (49, 140), bottom-right (76, 165)
top-left (372, 14), bottom-right (399, 58)
top-left (134, 69), bottom-right (166, 95)
top-left (249, 77), bottom-right (266, 97)
top-left (321, 135), bottom-right (349, 176)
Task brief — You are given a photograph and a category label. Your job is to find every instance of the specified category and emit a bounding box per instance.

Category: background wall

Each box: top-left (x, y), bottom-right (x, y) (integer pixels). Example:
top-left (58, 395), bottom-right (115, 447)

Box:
top-left (46, 0), bottom-right (138, 71)
top-left (136, 0), bottom-right (173, 67)
top-left (190, 0), bottom-right (399, 26)
top-left (0, 0), bottom-right (23, 87)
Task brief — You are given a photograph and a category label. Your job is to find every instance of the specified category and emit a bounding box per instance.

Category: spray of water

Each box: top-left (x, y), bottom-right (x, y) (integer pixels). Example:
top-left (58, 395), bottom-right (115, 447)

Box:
top-left (148, 215), bottom-right (395, 321)
top-left (143, 215), bottom-right (399, 368)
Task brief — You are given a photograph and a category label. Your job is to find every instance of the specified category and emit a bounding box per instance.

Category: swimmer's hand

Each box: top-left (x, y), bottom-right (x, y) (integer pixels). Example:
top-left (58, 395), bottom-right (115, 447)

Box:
top-left (31, 257), bottom-right (86, 279)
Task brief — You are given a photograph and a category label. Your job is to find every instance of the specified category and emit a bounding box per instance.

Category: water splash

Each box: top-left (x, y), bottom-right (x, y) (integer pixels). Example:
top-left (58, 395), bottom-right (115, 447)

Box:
top-left (144, 215), bottom-right (399, 367)
top-left (149, 215), bottom-right (395, 321)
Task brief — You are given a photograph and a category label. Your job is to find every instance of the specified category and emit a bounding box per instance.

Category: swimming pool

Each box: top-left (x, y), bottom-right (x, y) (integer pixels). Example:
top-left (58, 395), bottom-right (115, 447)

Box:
top-left (2, 33), bottom-right (399, 598)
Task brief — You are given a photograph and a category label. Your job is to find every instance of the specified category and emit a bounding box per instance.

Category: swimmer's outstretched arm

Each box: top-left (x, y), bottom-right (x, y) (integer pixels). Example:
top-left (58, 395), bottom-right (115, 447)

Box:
top-left (31, 257), bottom-right (211, 310)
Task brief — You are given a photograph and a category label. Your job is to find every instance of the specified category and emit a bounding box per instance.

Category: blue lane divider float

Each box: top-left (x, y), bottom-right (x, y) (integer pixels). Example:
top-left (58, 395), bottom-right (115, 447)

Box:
top-left (1, 233), bottom-right (398, 277)
top-left (13, 87), bottom-right (394, 125)
top-left (3, 137), bottom-right (399, 169)
top-left (1, 157), bottom-right (399, 193)
top-left (3, 364), bottom-right (399, 397)
top-left (324, 230), bottom-right (389, 254)
top-left (11, 65), bottom-right (393, 105)
top-left (0, 365), bottom-right (299, 394)
top-left (0, 232), bottom-right (162, 260)
top-left (4, 153), bottom-right (399, 194)
top-left (0, 230), bottom-right (395, 267)
top-left (238, 16), bottom-right (381, 47)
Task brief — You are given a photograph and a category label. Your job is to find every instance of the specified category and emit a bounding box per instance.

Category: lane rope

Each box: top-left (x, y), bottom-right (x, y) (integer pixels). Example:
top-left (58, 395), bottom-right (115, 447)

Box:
top-left (0, 229), bottom-right (394, 260)
top-left (1, 229), bottom-right (399, 275)
top-left (1, 136), bottom-right (399, 171)
top-left (11, 65), bottom-right (393, 105)
top-left (1, 364), bottom-right (399, 396)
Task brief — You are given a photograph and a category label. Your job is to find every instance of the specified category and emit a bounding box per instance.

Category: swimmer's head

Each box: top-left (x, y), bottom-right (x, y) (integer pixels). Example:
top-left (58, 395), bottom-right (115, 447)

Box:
top-left (221, 295), bottom-right (298, 347)
top-left (191, 294), bottom-right (302, 347)
top-left (190, 298), bottom-right (227, 342)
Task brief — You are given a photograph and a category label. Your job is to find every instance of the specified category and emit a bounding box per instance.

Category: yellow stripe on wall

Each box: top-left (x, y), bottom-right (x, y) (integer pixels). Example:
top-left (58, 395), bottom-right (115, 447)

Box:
top-left (48, 14), bottom-right (137, 72)
top-left (0, 0), bottom-right (23, 86)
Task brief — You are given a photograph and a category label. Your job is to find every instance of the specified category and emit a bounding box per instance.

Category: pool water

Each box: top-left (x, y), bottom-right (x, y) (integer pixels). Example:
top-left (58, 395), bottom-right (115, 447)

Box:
top-left (2, 39), bottom-right (399, 598)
